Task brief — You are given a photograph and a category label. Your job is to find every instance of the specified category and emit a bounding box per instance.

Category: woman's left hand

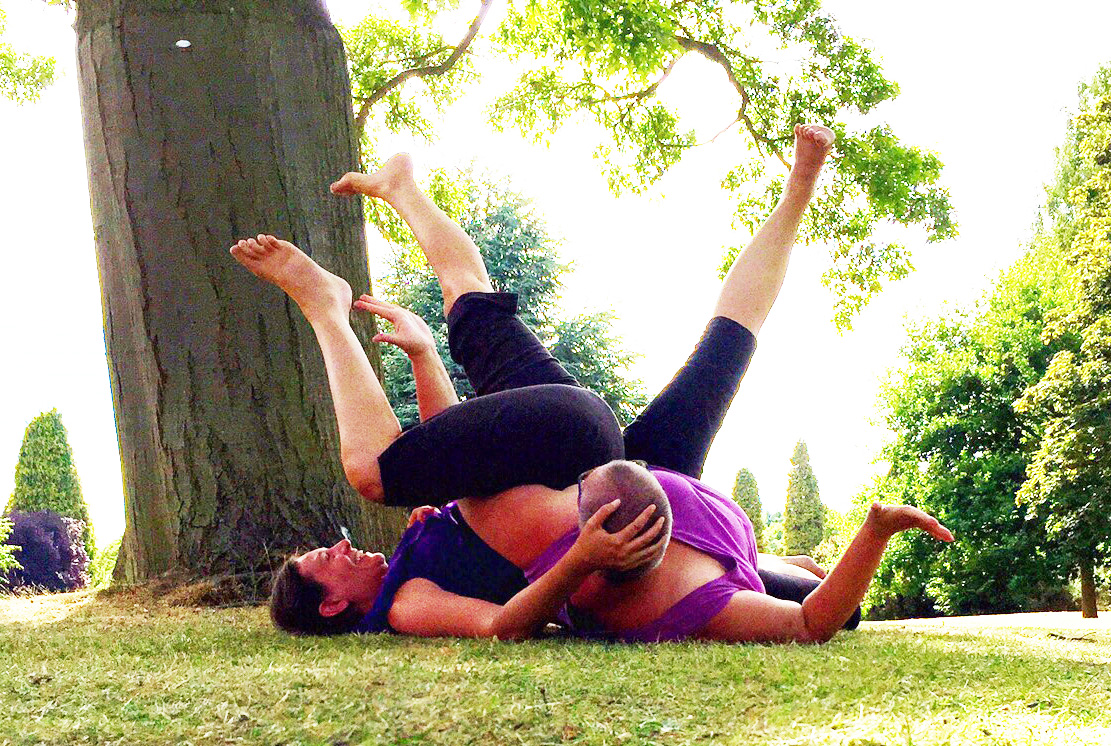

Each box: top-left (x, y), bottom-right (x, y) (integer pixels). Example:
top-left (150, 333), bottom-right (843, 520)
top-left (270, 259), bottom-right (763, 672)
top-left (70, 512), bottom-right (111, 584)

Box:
top-left (571, 500), bottom-right (667, 574)
top-left (354, 295), bottom-right (437, 359)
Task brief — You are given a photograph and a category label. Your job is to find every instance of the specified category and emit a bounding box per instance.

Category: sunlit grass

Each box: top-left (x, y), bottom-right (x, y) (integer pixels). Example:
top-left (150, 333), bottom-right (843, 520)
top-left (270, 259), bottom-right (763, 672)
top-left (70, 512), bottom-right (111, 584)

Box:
top-left (2, 590), bottom-right (1109, 745)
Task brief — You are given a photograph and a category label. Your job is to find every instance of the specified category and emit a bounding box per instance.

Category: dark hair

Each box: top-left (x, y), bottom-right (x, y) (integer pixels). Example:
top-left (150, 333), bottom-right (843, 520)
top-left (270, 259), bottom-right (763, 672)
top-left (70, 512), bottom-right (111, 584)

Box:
top-left (578, 460), bottom-right (672, 582)
top-left (269, 555), bottom-right (364, 635)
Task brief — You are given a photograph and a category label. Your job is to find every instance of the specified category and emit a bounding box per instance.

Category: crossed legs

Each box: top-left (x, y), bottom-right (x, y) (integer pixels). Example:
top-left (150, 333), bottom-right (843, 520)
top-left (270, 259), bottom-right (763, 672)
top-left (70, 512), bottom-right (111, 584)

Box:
top-left (230, 126), bottom-right (832, 501)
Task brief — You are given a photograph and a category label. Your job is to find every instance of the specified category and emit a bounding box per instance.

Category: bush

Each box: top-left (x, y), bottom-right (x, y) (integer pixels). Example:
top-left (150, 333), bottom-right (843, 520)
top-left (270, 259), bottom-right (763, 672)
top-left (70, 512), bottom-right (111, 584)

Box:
top-left (0, 515), bottom-right (19, 575)
top-left (6, 410), bottom-right (95, 559)
top-left (1, 510), bottom-right (89, 592)
top-left (88, 537), bottom-right (121, 588)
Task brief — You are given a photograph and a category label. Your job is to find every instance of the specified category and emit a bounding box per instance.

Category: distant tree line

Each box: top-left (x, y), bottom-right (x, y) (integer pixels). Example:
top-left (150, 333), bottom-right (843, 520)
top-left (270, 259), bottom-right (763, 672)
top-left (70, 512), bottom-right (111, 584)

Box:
top-left (853, 67), bottom-right (1111, 619)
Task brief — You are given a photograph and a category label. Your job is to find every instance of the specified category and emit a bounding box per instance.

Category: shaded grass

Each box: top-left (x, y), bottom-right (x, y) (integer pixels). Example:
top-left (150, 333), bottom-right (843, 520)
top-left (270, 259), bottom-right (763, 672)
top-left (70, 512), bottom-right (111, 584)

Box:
top-left (1, 590), bottom-right (1109, 745)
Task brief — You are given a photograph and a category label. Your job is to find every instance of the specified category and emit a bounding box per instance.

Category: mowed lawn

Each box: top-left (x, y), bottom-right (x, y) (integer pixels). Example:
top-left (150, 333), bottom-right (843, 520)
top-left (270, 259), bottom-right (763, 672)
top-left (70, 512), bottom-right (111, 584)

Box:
top-left (1, 590), bottom-right (1109, 746)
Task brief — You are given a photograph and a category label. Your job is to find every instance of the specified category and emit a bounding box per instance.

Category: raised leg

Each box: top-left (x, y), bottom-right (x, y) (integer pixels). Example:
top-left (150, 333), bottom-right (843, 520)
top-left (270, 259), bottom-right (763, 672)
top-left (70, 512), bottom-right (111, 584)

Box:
top-left (230, 234), bottom-right (400, 502)
top-left (713, 124), bottom-right (834, 336)
top-left (622, 124), bottom-right (834, 474)
top-left (331, 155), bottom-right (493, 316)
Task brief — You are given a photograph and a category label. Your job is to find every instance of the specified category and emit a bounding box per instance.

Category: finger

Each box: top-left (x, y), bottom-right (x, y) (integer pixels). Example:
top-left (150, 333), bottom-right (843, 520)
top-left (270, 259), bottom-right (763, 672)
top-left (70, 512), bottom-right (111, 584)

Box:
top-left (372, 333), bottom-right (401, 347)
top-left (616, 504), bottom-right (657, 541)
top-left (358, 299), bottom-right (403, 321)
top-left (628, 516), bottom-right (666, 550)
top-left (927, 520), bottom-right (954, 542)
top-left (585, 500), bottom-right (621, 531)
top-left (358, 294), bottom-right (395, 306)
top-left (810, 562), bottom-right (827, 579)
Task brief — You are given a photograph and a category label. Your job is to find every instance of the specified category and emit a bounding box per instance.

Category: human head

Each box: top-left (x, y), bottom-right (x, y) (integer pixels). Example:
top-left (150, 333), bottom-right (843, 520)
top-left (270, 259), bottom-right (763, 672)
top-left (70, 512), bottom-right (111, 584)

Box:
top-left (577, 459), bottom-right (672, 582)
top-left (269, 539), bottom-right (387, 635)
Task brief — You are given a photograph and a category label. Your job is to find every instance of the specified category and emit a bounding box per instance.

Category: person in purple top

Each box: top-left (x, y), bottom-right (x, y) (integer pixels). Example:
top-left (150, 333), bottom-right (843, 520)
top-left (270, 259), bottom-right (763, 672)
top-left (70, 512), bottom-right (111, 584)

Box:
top-left (232, 124), bottom-right (954, 643)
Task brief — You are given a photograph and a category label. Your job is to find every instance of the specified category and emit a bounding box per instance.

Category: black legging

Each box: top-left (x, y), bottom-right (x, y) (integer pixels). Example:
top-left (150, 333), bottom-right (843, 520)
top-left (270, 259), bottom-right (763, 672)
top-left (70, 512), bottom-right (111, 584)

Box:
top-left (377, 292), bottom-right (755, 506)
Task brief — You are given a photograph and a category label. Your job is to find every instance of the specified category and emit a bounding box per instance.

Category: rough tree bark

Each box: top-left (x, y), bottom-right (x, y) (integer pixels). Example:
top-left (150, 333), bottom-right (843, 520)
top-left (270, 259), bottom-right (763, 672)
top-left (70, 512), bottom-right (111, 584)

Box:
top-left (1079, 559), bottom-right (1098, 619)
top-left (75, 0), bottom-right (407, 583)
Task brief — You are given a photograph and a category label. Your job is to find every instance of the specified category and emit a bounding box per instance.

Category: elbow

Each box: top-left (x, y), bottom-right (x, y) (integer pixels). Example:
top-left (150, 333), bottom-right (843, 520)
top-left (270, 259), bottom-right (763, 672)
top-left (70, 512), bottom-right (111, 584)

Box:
top-left (483, 616), bottom-right (532, 642)
top-left (798, 608), bottom-right (836, 645)
top-left (342, 451), bottom-right (386, 503)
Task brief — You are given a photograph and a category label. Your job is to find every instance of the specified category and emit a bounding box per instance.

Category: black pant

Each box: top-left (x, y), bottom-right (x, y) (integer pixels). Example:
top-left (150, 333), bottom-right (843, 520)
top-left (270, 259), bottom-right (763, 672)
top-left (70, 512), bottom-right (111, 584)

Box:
top-left (377, 292), bottom-right (755, 506)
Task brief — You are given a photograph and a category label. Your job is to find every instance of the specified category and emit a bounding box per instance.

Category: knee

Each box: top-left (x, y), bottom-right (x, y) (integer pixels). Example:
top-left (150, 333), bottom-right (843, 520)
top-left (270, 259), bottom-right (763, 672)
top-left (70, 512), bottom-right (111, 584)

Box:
top-left (442, 275), bottom-right (494, 317)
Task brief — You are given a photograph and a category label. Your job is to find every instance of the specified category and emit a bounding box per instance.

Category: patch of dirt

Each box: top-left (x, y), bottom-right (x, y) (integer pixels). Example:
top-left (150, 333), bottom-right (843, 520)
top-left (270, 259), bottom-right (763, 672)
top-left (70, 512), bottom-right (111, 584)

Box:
top-left (0, 589), bottom-right (97, 626)
top-left (1, 572), bottom-right (272, 626)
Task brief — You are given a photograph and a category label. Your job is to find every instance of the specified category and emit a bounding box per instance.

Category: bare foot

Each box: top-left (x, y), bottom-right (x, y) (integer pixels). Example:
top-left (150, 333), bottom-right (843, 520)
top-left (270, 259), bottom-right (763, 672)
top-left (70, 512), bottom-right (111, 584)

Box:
top-left (789, 124), bottom-right (835, 184)
top-left (330, 153), bottom-right (415, 201)
top-left (229, 234), bottom-right (351, 321)
top-left (866, 503), bottom-right (954, 543)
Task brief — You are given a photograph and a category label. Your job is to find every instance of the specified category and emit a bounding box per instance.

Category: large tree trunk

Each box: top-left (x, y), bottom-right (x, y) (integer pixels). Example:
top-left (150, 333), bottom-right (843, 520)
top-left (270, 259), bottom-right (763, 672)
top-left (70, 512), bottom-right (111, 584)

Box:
top-left (75, 0), bottom-right (406, 583)
top-left (1079, 558), bottom-right (1098, 619)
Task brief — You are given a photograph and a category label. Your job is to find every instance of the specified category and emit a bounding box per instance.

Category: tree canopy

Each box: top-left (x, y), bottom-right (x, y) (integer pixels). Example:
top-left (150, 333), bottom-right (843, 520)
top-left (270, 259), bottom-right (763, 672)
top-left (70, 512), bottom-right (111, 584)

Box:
top-left (864, 223), bottom-right (1080, 617)
top-left (0, 5), bottom-right (56, 103)
top-left (10, 0), bottom-right (956, 328)
top-left (342, 0), bottom-right (955, 329)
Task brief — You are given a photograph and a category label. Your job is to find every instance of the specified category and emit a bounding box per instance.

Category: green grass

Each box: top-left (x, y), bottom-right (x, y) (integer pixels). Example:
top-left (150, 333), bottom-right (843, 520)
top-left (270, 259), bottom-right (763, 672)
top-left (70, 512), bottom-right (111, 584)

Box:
top-left (1, 591), bottom-right (1109, 746)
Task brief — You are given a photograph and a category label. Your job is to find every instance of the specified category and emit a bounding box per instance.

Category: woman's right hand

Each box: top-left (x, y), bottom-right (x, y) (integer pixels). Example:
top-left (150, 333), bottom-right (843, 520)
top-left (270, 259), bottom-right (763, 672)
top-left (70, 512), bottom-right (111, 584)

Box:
top-left (353, 295), bottom-right (437, 359)
top-left (407, 505), bottom-right (439, 528)
top-left (571, 500), bottom-right (667, 574)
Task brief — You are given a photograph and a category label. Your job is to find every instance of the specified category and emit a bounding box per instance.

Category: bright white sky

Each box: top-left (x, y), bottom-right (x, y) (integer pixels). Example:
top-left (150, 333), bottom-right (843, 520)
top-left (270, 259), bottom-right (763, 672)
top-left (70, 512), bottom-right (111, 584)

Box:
top-left (2, 1), bottom-right (1109, 545)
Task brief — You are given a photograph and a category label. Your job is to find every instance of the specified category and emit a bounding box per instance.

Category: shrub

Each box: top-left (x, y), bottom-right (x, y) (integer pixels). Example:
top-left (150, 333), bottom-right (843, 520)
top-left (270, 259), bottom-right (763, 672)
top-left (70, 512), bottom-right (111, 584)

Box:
top-left (0, 515), bottom-right (19, 575)
top-left (1, 510), bottom-right (89, 592)
top-left (88, 537), bottom-right (121, 588)
top-left (6, 410), bottom-right (95, 558)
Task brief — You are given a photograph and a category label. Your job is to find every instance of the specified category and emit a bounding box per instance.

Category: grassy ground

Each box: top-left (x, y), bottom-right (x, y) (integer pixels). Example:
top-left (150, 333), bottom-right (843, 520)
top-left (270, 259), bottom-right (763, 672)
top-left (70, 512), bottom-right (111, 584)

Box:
top-left (1, 590), bottom-right (1109, 746)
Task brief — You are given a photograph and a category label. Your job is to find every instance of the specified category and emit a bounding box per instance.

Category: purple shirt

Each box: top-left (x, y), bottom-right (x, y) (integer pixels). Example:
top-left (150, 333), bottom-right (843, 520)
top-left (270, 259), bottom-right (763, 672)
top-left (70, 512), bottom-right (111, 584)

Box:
top-left (523, 467), bottom-right (765, 640)
top-left (355, 467), bottom-right (763, 639)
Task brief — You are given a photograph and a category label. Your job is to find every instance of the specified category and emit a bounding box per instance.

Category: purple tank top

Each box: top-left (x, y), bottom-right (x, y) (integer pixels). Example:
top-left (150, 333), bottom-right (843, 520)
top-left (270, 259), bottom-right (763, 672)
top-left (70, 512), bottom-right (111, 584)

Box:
top-left (523, 467), bottom-right (765, 639)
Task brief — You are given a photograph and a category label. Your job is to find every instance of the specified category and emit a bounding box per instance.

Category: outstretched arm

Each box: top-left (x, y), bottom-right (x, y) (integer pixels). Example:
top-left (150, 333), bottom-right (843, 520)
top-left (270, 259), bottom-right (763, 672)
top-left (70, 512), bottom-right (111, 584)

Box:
top-left (354, 295), bottom-right (459, 421)
top-left (702, 503), bottom-right (953, 644)
top-left (388, 502), bottom-right (666, 639)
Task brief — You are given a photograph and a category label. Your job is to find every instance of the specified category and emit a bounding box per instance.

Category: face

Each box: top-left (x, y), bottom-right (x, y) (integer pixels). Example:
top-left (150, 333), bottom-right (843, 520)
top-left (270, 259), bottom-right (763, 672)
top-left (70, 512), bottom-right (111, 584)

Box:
top-left (296, 539), bottom-right (388, 616)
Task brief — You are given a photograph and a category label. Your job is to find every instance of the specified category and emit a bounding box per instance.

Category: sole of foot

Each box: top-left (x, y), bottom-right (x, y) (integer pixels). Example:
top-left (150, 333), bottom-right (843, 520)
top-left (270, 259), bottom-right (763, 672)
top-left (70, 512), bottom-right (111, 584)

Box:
top-left (792, 124), bottom-right (835, 178)
top-left (330, 153), bottom-right (415, 200)
top-left (230, 234), bottom-right (351, 319)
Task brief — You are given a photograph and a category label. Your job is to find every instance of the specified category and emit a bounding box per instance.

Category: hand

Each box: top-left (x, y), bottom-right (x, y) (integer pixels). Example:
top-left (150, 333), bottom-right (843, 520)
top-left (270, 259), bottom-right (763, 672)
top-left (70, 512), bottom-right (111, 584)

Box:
top-left (407, 505), bottom-right (439, 528)
top-left (865, 503), bottom-right (954, 542)
top-left (571, 501), bottom-right (667, 574)
top-left (781, 555), bottom-right (827, 579)
top-left (353, 295), bottom-right (437, 358)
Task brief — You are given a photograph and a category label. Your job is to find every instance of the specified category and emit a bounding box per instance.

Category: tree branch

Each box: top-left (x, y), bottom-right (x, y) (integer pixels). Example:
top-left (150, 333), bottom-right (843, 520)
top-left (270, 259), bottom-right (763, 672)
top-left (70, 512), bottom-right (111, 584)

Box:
top-left (354, 0), bottom-right (495, 135)
top-left (674, 35), bottom-right (790, 169)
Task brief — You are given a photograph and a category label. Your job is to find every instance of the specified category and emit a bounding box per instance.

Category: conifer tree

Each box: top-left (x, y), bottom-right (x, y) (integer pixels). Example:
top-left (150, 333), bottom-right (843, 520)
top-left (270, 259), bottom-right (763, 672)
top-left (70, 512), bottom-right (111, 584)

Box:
top-left (6, 410), bottom-right (94, 558)
top-left (783, 440), bottom-right (824, 556)
top-left (731, 468), bottom-right (765, 552)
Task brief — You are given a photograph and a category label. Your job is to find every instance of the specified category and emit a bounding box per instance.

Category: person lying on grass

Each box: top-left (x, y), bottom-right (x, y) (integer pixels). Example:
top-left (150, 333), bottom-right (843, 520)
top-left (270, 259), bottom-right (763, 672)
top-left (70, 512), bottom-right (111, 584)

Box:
top-left (230, 125), bottom-right (953, 644)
